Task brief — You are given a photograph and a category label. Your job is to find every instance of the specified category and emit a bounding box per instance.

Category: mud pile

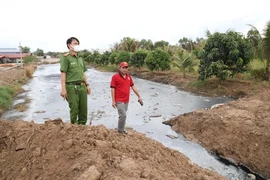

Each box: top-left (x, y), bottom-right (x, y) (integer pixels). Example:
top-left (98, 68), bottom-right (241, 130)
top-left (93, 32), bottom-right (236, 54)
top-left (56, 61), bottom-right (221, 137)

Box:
top-left (0, 119), bottom-right (224, 180)
top-left (165, 90), bottom-right (270, 179)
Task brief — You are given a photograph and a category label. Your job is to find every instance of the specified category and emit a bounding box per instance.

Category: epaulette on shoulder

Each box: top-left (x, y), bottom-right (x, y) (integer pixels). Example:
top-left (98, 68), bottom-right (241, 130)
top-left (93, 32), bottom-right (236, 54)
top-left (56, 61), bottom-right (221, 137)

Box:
top-left (64, 53), bottom-right (69, 57)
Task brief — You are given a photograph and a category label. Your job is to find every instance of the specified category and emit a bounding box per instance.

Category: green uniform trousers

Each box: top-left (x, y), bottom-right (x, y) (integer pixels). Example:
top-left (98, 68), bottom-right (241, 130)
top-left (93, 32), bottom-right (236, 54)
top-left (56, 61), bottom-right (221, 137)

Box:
top-left (66, 84), bottom-right (87, 125)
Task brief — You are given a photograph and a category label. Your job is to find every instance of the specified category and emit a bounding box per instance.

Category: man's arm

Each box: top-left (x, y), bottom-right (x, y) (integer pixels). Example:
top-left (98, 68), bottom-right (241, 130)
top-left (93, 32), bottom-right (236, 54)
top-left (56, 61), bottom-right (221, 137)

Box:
top-left (83, 73), bottom-right (91, 95)
top-left (83, 73), bottom-right (88, 85)
top-left (111, 88), bottom-right (116, 108)
top-left (60, 72), bottom-right (67, 99)
top-left (131, 85), bottom-right (143, 106)
top-left (131, 85), bottom-right (142, 100)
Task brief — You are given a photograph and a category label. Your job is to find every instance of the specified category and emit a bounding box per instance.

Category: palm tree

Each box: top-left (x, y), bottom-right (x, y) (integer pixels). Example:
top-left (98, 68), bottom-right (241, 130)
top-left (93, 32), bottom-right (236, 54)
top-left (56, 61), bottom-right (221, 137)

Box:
top-left (247, 24), bottom-right (263, 60)
top-left (110, 42), bottom-right (121, 51)
top-left (205, 29), bottom-right (212, 38)
top-left (263, 20), bottom-right (270, 80)
top-left (139, 39), bottom-right (154, 51)
top-left (163, 45), bottom-right (175, 57)
top-left (172, 49), bottom-right (197, 78)
top-left (120, 37), bottom-right (139, 52)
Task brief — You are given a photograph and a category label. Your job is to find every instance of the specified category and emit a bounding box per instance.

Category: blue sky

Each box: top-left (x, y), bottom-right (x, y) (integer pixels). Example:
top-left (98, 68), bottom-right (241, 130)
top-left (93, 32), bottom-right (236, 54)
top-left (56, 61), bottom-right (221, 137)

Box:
top-left (0, 0), bottom-right (269, 52)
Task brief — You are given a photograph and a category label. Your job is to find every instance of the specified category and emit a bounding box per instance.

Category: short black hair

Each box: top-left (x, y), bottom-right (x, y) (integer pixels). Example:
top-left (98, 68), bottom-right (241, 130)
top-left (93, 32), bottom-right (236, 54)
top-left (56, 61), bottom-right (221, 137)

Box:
top-left (66, 37), bottom-right (80, 49)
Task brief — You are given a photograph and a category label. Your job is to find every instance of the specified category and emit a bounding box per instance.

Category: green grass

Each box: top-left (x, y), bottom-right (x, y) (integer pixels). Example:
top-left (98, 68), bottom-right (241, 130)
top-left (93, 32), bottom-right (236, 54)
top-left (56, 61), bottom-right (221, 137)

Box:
top-left (241, 59), bottom-right (266, 80)
top-left (187, 80), bottom-right (208, 88)
top-left (101, 64), bottom-right (118, 72)
top-left (249, 59), bottom-right (265, 69)
top-left (93, 64), bottom-right (118, 72)
top-left (0, 86), bottom-right (15, 110)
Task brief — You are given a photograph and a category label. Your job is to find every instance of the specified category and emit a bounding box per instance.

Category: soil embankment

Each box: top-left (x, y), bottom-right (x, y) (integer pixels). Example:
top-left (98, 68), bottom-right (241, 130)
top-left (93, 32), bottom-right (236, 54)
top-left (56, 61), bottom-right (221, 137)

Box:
top-left (0, 119), bottom-right (224, 180)
top-left (164, 90), bottom-right (270, 179)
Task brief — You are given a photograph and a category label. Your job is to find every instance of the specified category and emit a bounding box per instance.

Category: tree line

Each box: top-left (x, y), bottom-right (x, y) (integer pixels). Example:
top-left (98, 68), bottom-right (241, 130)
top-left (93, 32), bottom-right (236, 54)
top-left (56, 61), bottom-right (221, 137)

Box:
top-left (23, 20), bottom-right (270, 81)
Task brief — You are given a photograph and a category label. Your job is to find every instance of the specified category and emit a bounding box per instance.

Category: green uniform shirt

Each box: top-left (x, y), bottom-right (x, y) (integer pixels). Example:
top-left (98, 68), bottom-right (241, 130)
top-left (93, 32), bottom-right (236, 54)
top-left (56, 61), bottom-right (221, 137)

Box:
top-left (60, 52), bottom-right (87, 83)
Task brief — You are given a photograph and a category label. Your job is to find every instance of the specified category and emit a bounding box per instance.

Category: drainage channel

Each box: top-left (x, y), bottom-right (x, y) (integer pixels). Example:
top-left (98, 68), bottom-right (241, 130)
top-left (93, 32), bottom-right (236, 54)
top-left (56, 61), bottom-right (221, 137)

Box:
top-left (131, 115), bottom-right (264, 180)
top-left (1, 64), bottom-right (267, 180)
top-left (216, 155), bottom-right (267, 180)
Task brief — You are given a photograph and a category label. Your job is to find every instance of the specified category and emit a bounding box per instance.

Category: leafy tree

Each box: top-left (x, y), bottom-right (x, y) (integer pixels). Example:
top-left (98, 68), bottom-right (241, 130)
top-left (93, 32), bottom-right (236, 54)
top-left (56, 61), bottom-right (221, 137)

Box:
top-left (199, 30), bottom-right (253, 80)
top-left (247, 24), bottom-right (263, 59)
top-left (193, 38), bottom-right (206, 58)
top-left (263, 20), bottom-right (270, 80)
top-left (79, 49), bottom-right (92, 63)
top-left (154, 40), bottom-right (169, 49)
top-left (110, 42), bottom-right (121, 51)
top-left (178, 37), bottom-right (195, 52)
top-left (23, 55), bottom-right (40, 64)
top-left (98, 51), bottom-right (111, 66)
top-left (246, 23), bottom-right (270, 80)
top-left (195, 37), bottom-right (205, 44)
top-left (46, 51), bottom-right (62, 58)
top-left (33, 48), bottom-right (44, 56)
top-left (20, 46), bottom-right (30, 53)
top-left (145, 49), bottom-right (170, 71)
top-left (163, 45), bottom-right (176, 57)
top-left (172, 50), bottom-right (196, 78)
top-left (139, 39), bottom-right (154, 50)
top-left (80, 49), bottom-right (91, 59)
top-left (120, 37), bottom-right (139, 52)
top-left (130, 50), bottom-right (148, 69)
top-left (86, 50), bottom-right (100, 64)
top-left (109, 51), bottom-right (119, 65)
top-left (116, 51), bottom-right (131, 65)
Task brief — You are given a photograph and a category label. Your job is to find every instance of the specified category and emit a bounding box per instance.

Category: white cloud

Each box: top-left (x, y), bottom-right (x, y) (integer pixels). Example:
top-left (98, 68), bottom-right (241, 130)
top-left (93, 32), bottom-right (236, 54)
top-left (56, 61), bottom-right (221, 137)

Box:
top-left (0, 0), bottom-right (269, 52)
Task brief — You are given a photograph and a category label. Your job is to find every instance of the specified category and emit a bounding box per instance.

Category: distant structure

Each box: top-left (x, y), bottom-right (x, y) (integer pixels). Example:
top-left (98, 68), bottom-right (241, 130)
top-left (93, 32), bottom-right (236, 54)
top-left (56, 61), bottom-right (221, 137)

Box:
top-left (0, 48), bottom-right (20, 54)
top-left (0, 48), bottom-right (31, 63)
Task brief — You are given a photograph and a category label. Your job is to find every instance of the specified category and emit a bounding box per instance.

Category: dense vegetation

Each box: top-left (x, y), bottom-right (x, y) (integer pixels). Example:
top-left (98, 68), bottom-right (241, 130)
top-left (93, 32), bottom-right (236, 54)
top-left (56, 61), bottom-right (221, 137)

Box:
top-left (67, 20), bottom-right (270, 81)
top-left (21, 20), bottom-right (270, 81)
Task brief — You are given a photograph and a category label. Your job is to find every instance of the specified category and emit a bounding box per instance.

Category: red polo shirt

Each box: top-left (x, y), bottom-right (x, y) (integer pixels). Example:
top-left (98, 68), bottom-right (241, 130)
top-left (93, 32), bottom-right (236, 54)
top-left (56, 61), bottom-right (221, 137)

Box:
top-left (110, 72), bottom-right (134, 103)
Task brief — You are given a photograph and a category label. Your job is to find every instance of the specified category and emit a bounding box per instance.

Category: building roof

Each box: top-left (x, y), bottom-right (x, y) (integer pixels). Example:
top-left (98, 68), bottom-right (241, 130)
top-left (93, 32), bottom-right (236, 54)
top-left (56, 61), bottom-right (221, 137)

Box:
top-left (0, 53), bottom-right (31, 59)
top-left (0, 48), bottom-right (20, 53)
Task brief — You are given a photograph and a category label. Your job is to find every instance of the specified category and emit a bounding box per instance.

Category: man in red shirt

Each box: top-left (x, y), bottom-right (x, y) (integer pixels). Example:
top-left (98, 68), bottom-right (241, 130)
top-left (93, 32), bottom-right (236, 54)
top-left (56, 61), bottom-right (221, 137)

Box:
top-left (110, 61), bottom-right (143, 134)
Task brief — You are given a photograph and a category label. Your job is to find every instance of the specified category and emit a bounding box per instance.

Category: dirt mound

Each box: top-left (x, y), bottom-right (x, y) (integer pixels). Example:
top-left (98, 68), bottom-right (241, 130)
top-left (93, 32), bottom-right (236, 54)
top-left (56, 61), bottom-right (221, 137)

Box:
top-left (164, 89), bottom-right (270, 179)
top-left (0, 119), bottom-right (225, 180)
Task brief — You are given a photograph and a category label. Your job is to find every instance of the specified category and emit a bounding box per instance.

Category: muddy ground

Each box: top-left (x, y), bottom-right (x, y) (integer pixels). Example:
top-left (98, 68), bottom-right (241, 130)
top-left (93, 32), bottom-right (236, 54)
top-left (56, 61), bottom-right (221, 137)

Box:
top-left (133, 70), bottom-right (270, 179)
top-left (0, 119), bottom-right (224, 180)
top-left (0, 65), bottom-right (270, 179)
top-left (164, 90), bottom-right (270, 179)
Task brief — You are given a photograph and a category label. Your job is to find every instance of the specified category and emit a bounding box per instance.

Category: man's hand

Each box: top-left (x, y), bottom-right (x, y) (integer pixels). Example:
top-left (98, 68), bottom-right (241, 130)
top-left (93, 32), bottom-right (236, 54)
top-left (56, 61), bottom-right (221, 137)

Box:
top-left (87, 86), bottom-right (91, 95)
top-left (138, 98), bottom-right (143, 106)
top-left (112, 101), bottom-right (116, 108)
top-left (60, 89), bottom-right (67, 99)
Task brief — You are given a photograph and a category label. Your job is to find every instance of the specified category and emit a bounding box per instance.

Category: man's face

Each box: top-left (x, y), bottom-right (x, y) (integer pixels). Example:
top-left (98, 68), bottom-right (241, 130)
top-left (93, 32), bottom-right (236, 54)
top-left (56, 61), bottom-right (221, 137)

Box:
top-left (68, 39), bottom-right (79, 51)
top-left (119, 66), bottom-right (128, 75)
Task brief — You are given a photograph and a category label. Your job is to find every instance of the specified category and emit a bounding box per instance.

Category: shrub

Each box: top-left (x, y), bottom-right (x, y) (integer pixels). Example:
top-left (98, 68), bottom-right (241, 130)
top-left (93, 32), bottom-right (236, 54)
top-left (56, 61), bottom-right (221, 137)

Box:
top-left (0, 86), bottom-right (15, 110)
top-left (24, 66), bottom-right (36, 78)
top-left (23, 55), bottom-right (40, 64)
top-left (249, 67), bottom-right (265, 80)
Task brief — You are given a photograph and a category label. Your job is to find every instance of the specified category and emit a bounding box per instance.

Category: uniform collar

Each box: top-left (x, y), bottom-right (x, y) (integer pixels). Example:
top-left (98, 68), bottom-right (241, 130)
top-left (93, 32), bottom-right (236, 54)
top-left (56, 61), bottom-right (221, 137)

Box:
top-left (69, 51), bottom-right (78, 57)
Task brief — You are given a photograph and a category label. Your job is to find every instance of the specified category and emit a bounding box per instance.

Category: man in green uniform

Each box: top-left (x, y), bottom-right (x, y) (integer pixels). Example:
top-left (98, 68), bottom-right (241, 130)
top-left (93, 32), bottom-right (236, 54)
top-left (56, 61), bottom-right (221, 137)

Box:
top-left (60, 37), bottom-right (91, 125)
